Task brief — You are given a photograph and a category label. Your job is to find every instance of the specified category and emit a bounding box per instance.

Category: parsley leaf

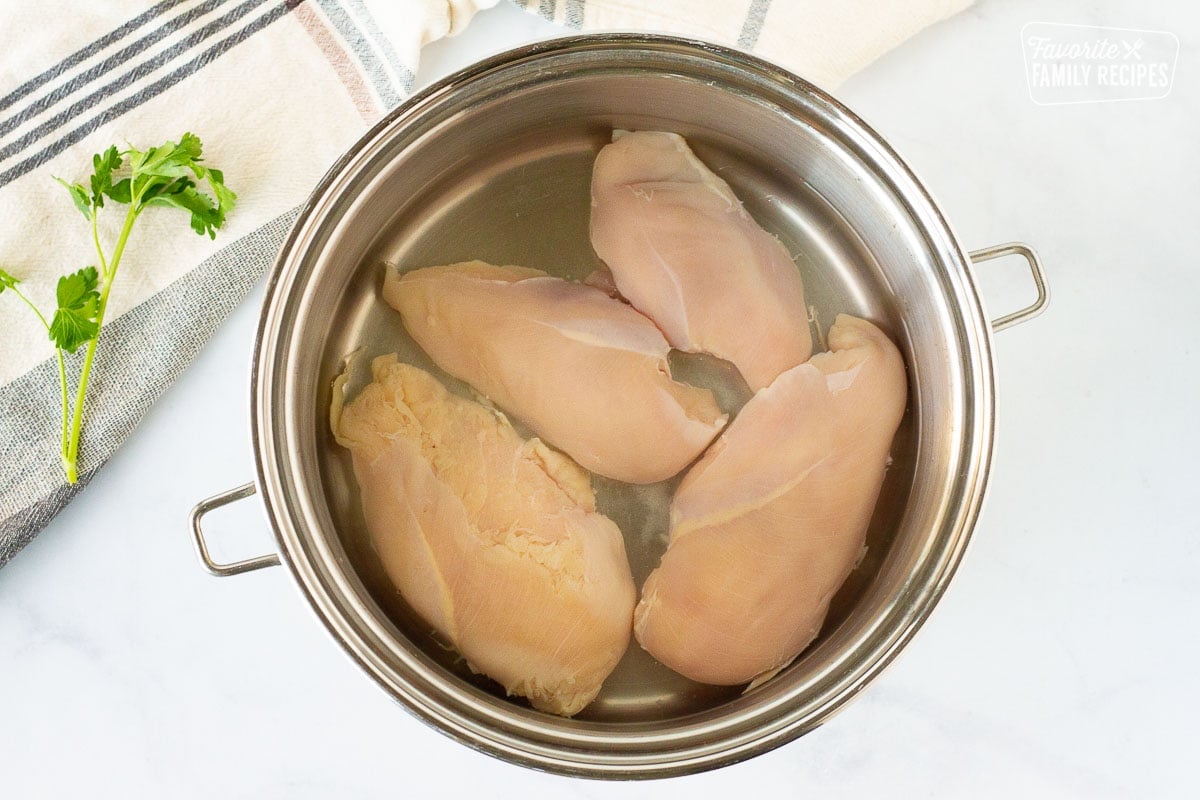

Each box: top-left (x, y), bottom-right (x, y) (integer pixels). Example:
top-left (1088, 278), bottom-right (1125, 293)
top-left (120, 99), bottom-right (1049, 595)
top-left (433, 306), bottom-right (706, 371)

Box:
top-left (0, 266), bottom-right (19, 294)
top-left (124, 133), bottom-right (236, 238)
top-left (137, 132), bottom-right (204, 180)
top-left (90, 146), bottom-right (123, 209)
top-left (106, 178), bottom-right (132, 204)
top-left (54, 177), bottom-right (93, 219)
top-left (49, 266), bottom-right (101, 353)
top-left (130, 132), bottom-right (204, 198)
top-left (144, 177), bottom-right (227, 237)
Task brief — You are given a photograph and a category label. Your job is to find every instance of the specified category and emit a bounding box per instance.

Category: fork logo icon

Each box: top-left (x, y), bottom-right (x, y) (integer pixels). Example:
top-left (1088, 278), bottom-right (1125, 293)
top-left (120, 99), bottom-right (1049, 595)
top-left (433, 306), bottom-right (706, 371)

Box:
top-left (1122, 39), bottom-right (1145, 60)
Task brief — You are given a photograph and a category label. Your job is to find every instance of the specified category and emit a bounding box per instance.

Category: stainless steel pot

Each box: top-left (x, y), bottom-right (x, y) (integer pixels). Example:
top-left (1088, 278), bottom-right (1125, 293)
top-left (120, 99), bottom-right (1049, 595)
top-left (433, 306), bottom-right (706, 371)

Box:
top-left (189, 35), bottom-right (1047, 778)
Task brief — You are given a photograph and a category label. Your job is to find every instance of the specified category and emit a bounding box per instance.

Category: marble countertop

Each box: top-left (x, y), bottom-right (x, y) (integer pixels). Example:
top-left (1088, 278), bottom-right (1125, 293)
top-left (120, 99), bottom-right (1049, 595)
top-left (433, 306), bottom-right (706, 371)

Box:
top-left (3, 1), bottom-right (1197, 796)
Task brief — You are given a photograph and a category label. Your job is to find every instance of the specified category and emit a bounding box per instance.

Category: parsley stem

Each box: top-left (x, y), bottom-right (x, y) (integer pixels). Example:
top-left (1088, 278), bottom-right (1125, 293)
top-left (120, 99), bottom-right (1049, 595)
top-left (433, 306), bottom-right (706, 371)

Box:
top-left (6, 283), bottom-right (51, 332)
top-left (57, 348), bottom-right (69, 465)
top-left (91, 212), bottom-right (108, 277)
top-left (62, 203), bottom-right (140, 484)
top-left (5, 286), bottom-right (71, 467)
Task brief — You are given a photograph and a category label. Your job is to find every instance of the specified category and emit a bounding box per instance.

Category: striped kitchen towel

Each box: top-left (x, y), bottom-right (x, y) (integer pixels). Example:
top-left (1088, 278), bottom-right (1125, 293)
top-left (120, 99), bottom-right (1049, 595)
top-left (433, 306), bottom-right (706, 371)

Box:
top-left (515, 0), bottom-right (976, 90)
top-left (0, 0), bottom-right (972, 566)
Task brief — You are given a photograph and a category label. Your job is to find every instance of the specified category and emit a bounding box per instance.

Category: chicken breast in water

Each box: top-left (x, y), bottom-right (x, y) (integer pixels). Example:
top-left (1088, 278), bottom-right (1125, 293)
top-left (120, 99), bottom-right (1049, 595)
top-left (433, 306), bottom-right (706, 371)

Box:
top-left (633, 315), bottom-right (907, 686)
top-left (333, 356), bottom-right (636, 716)
top-left (590, 130), bottom-right (813, 391)
top-left (385, 261), bottom-right (727, 484)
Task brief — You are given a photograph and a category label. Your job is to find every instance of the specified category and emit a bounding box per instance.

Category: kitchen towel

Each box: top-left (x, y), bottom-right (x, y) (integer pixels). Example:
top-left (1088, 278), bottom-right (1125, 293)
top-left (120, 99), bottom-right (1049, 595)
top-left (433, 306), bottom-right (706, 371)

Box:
top-left (0, 0), bottom-right (972, 566)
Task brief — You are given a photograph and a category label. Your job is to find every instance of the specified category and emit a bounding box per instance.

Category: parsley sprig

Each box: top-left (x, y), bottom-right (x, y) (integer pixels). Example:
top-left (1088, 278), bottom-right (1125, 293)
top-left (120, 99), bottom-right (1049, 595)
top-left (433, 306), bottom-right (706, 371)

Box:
top-left (0, 133), bottom-right (234, 483)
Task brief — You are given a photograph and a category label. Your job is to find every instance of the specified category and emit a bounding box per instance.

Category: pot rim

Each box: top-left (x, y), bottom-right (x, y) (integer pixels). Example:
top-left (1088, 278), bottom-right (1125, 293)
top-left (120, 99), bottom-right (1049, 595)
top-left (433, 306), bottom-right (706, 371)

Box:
top-left (249, 32), bottom-right (996, 779)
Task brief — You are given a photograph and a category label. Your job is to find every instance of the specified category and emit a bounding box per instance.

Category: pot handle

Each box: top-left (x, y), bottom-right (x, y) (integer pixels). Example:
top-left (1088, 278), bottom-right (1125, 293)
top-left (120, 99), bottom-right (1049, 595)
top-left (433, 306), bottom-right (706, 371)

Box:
top-left (189, 482), bottom-right (280, 577)
top-left (968, 242), bottom-right (1049, 331)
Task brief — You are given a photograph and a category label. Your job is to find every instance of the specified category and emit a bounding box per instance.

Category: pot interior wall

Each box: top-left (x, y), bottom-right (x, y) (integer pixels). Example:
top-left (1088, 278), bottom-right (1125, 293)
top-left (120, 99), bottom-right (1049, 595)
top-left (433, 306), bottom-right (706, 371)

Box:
top-left (266, 38), bottom-right (986, 755)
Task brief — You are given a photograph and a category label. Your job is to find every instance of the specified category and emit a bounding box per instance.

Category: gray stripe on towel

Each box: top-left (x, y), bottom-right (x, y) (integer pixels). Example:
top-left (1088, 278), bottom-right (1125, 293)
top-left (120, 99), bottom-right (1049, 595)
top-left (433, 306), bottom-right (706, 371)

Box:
top-left (0, 0), bottom-right (192, 112)
top-left (0, 0), bottom-right (236, 142)
top-left (0, 0), bottom-right (271, 167)
top-left (737, 0), bottom-right (772, 49)
top-left (565, 0), bottom-right (586, 30)
top-left (0, 0), bottom-right (296, 189)
top-left (341, 0), bottom-right (417, 94)
top-left (315, 0), bottom-right (405, 108)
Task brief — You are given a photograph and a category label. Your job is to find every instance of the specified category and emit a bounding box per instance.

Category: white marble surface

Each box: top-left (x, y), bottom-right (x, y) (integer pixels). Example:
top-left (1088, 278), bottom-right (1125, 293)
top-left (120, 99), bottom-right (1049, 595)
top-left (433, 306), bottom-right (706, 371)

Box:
top-left (3, 0), bottom-right (1198, 796)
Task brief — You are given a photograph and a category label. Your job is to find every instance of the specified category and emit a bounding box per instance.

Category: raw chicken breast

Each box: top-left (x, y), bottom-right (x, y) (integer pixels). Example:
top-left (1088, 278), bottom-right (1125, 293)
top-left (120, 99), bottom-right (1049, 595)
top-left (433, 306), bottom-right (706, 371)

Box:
top-left (333, 356), bottom-right (636, 716)
top-left (590, 130), bottom-right (813, 391)
top-left (385, 261), bottom-right (726, 484)
top-left (633, 315), bottom-right (907, 685)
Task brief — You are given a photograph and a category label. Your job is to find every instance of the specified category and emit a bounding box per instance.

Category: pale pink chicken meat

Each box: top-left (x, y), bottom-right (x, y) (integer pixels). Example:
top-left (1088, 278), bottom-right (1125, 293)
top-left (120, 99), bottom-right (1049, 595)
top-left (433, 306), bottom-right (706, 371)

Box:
top-left (633, 315), bottom-right (907, 685)
top-left (590, 130), bottom-right (813, 391)
top-left (385, 261), bottom-right (727, 484)
top-left (333, 356), bottom-right (636, 716)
